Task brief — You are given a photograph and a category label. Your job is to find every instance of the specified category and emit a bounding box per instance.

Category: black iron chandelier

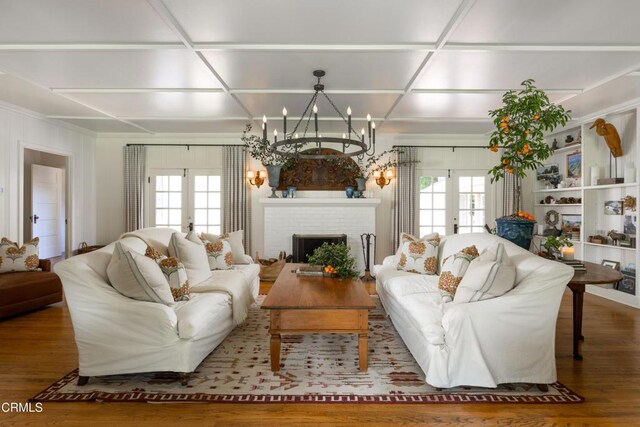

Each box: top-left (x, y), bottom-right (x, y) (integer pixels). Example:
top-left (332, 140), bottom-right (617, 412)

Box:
top-left (261, 70), bottom-right (376, 160)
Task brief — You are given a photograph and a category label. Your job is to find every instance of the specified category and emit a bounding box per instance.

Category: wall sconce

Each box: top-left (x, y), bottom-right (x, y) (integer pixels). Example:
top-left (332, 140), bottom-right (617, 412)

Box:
top-left (247, 170), bottom-right (266, 188)
top-left (373, 170), bottom-right (394, 189)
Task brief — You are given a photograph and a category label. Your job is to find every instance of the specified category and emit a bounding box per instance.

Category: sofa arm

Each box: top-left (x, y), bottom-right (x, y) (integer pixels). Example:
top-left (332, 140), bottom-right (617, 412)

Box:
top-left (235, 254), bottom-right (255, 265)
top-left (39, 259), bottom-right (51, 272)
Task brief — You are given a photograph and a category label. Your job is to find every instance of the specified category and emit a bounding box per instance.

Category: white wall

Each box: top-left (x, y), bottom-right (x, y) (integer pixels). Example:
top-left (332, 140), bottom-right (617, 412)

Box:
top-left (95, 132), bottom-right (498, 262)
top-left (0, 102), bottom-right (96, 249)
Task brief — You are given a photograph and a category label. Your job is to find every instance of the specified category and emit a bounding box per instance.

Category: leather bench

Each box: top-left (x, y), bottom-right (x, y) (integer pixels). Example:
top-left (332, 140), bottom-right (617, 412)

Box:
top-left (0, 259), bottom-right (63, 319)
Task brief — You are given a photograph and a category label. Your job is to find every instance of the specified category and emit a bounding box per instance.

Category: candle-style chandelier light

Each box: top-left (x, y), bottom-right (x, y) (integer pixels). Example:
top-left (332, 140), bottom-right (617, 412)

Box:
top-left (261, 70), bottom-right (376, 160)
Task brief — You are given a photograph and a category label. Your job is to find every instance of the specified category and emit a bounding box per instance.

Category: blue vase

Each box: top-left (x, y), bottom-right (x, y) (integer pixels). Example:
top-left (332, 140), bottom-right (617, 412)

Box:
top-left (282, 190), bottom-right (289, 198)
top-left (287, 186), bottom-right (297, 198)
top-left (345, 186), bottom-right (355, 198)
top-left (266, 164), bottom-right (282, 198)
top-left (356, 178), bottom-right (366, 198)
top-left (496, 217), bottom-right (535, 250)
top-left (353, 190), bottom-right (361, 198)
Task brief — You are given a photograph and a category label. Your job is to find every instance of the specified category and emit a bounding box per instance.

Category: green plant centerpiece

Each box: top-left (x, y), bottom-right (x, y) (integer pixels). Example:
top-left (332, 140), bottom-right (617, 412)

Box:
top-left (242, 124), bottom-right (295, 198)
top-left (487, 79), bottom-right (571, 249)
top-left (307, 242), bottom-right (359, 280)
top-left (542, 235), bottom-right (573, 259)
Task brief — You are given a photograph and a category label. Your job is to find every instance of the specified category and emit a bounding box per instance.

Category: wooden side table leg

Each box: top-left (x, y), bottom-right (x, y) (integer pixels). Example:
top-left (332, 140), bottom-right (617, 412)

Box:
top-left (358, 333), bottom-right (368, 372)
top-left (270, 334), bottom-right (281, 371)
top-left (572, 287), bottom-right (584, 361)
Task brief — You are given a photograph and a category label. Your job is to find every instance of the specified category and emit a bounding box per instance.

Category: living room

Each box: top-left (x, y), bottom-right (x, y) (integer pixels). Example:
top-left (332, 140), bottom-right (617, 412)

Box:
top-left (1, 1), bottom-right (639, 425)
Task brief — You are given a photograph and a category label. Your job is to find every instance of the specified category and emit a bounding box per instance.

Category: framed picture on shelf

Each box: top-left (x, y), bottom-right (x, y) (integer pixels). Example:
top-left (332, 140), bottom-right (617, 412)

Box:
top-left (624, 215), bottom-right (637, 235)
top-left (536, 164), bottom-right (559, 181)
top-left (604, 200), bottom-right (623, 215)
top-left (562, 214), bottom-right (582, 230)
top-left (566, 151), bottom-right (582, 178)
top-left (601, 259), bottom-right (621, 270)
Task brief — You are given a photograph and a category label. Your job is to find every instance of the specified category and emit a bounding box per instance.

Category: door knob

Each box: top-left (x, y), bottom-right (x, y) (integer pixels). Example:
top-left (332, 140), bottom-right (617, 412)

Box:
top-left (33, 214), bottom-right (39, 224)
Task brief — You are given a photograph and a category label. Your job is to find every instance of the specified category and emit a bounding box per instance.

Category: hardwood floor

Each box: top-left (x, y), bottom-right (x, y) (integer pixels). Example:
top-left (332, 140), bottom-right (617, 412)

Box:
top-left (0, 285), bottom-right (638, 426)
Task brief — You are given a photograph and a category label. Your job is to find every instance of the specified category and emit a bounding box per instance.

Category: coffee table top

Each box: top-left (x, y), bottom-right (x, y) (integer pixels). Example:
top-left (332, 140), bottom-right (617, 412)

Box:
top-left (569, 261), bottom-right (623, 285)
top-left (261, 263), bottom-right (375, 310)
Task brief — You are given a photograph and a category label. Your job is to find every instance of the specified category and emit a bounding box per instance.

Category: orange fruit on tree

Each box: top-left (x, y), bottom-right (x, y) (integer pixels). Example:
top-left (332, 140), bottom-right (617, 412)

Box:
top-left (533, 114), bottom-right (540, 120)
top-left (502, 116), bottom-right (509, 122)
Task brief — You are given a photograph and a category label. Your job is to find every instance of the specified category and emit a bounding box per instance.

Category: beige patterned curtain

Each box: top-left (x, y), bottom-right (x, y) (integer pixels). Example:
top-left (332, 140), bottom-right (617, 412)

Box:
top-left (391, 146), bottom-right (418, 249)
top-left (123, 145), bottom-right (146, 232)
top-left (502, 173), bottom-right (516, 216)
top-left (223, 146), bottom-right (251, 254)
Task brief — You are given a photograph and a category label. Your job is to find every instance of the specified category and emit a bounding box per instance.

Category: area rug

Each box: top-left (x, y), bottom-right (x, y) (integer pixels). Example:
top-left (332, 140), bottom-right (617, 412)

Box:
top-left (33, 297), bottom-right (583, 404)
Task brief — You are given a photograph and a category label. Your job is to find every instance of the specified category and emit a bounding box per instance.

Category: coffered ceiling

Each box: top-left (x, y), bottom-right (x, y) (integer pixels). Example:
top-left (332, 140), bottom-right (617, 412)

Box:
top-left (0, 0), bottom-right (639, 135)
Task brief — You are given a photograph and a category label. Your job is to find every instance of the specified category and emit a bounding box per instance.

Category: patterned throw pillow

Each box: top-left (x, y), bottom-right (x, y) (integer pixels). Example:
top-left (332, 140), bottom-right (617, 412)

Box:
top-left (201, 230), bottom-right (246, 264)
top-left (438, 245), bottom-right (480, 302)
top-left (0, 237), bottom-right (40, 273)
top-left (397, 233), bottom-right (440, 275)
top-left (145, 246), bottom-right (190, 301)
top-left (200, 238), bottom-right (234, 270)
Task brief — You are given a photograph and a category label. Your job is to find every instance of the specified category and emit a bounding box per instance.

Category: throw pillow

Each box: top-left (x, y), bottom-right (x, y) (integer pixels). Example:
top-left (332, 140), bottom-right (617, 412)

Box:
top-left (201, 230), bottom-right (246, 264)
top-left (168, 232), bottom-right (212, 286)
top-left (454, 243), bottom-right (517, 304)
top-left (145, 246), bottom-right (191, 301)
top-left (397, 233), bottom-right (440, 275)
top-left (106, 242), bottom-right (174, 305)
top-left (200, 238), bottom-right (233, 270)
top-left (438, 245), bottom-right (480, 302)
top-left (0, 237), bottom-right (40, 273)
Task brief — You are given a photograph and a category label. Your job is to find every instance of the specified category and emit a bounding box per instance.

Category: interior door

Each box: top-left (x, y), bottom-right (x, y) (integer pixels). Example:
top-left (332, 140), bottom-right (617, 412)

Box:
top-left (149, 169), bottom-right (184, 232)
top-left (31, 164), bottom-right (63, 258)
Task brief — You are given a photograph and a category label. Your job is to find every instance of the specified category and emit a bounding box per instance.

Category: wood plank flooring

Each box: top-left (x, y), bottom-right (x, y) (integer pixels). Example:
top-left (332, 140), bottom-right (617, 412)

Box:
top-left (0, 284), bottom-right (638, 426)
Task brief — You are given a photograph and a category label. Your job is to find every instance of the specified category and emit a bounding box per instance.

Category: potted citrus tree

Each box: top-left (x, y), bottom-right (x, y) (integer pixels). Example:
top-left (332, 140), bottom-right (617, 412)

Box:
top-left (488, 79), bottom-right (571, 249)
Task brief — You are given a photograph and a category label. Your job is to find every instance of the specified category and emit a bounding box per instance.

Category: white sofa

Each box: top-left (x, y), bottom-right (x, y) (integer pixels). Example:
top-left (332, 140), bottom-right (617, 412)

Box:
top-left (373, 233), bottom-right (573, 389)
top-left (54, 227), bottom-right (259, 383)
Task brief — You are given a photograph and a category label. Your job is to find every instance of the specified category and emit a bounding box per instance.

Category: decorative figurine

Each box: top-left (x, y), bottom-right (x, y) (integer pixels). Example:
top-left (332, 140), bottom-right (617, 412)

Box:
top-left (551, 138), bottom-right (559, 150)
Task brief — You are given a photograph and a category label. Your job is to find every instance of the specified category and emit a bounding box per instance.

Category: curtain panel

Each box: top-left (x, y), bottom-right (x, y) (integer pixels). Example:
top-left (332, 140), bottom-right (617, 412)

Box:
top-left (223, 146), bottom-right (251, 255)
top-left (502, 173), bottom-right (516, 216)
top-left (123, 145), bottom-right (146, 232)
top-left (391, 146), bottom-right (418, 250)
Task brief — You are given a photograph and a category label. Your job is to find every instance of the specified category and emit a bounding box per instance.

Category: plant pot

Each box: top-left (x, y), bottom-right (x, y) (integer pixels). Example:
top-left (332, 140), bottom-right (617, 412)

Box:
top-left (356, 178), bottom-right (366, 198)
top-left (266, 164), bottom-right (282, 198)
top-left (496, 217), bottom-right (535, 250)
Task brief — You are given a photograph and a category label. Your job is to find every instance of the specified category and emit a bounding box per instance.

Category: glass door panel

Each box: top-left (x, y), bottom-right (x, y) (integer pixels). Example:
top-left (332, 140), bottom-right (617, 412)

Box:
top-left (150, 170), bottom-right (184, 231)
top-left (191, 173), bottom-right (222, 234)
top-left (419, 175), bottom-right (447, 236)
top-left (456, 174), bottom-right (488, 234)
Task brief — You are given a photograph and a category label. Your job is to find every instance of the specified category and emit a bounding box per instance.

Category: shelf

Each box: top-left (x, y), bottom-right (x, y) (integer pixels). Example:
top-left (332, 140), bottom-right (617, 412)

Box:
top-left (583, 183), bottom-right (638, 190)
top-left (583, 242), bottom-right (636, 252)
top-left (532, 234), bottom-right (581, 244)
top-left (544, 124), bottom-right (581, 139)
top-left (551, 144), bottom-right (581, 154)
top-left (534, 204), bottom-right (581, 207)
top-left (533, 187), bottom-right (582, 193)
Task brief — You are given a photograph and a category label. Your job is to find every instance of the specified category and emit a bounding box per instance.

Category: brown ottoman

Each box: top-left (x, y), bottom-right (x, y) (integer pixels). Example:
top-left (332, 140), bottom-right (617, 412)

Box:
top-left (0, 259), bottom-right (63, 319)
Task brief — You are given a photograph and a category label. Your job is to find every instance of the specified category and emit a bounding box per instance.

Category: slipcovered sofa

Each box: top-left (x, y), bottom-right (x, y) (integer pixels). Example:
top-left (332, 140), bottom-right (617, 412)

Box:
top-left (54, 227), bottom-right (259, 383)
top-left (373, 233), bottom-right (573, 389)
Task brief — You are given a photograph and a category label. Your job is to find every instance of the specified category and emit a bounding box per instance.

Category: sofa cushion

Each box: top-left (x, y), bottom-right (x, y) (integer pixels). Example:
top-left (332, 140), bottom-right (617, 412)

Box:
top-left (174, 292), bottom-right (231, 339)
top-left (202, 230), bottom-right (246, 264)
top-left (399, 293), bottom-right (446, 345)
top-left (438, 245), bottom-right (479, 302)
top-left (107, 242), bottom-right (174, 306)
top-left (0, 237), bottom-right (40, 273)
top-left (169, 232), bottom-right (212, 286)
top-left (201, 238), bottom-right (233, 270)
top-left (145, 246), bottom-right (191, 301)
top-left (397, 233), bottom-right (440, 275)
top-left (454, 243), bottom-right (516, 303)
top-left (378, 267), bottom-right (440, 299)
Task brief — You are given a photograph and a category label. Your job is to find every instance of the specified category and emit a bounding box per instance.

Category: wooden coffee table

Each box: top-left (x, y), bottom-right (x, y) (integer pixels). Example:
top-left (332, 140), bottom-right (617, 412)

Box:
top-left (261, 264), bottom-right (376, 372)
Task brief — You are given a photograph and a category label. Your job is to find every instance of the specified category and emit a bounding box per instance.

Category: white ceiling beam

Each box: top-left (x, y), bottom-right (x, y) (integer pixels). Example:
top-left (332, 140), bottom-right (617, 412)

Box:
top-left (381, 0), bottom-right (478, 123)
top-left (444, 43), bottom-right (640, 52)
top-left (411, 88), bottom-right (582, 95)
top-left (0, 43), bottom-right (185, 50)
top-left (386, 117), bottom-right (491, 122)
top-left (51, 87), bottom-right (225, 94)
top-left (146, 0), bottom-right (254, 120)
top-left (628, 71), bottom-right (640, 77)
top-left (231, 89), bottom-right (405, 95)
top-left (194, 43), bottom-right (435, 52)
top-left (50, 88), bottom-right (405, 95)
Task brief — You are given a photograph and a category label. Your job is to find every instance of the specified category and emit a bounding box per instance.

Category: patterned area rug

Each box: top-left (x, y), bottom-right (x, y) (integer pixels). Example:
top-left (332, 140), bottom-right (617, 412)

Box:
top-left (33, 297), bottom-right (583, 404)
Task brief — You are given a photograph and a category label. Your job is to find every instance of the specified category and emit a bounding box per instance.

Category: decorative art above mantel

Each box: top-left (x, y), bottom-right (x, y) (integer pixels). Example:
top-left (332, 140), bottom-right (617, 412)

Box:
top-left (277, 148), bottom-right (359, 191)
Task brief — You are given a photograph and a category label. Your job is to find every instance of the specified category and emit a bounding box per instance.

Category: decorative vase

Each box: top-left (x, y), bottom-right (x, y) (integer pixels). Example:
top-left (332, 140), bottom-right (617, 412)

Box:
top-left (345, 186), bottom-right (354, 198)
top-left (287, 186), bottom-right (297, 198)
top-left (282, 190), bottom-right (289, 198)
top-left (266, 164), bottom-right (282, 198)
top-left (496, 217), bottom-right (535, 250)
top-left (353, 190), bottom-right (361, 198)
top-left (356, 178), bottom-right (367, 198)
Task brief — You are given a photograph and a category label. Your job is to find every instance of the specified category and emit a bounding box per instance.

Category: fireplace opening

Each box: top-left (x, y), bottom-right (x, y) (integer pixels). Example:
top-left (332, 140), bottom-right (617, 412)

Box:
top-left (292, 234), bottom-right (347, 263)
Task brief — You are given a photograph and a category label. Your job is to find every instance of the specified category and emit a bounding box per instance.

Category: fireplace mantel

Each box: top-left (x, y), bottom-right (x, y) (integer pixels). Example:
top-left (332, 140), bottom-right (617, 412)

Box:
top-left (259, 198), bottom-right (381, 207)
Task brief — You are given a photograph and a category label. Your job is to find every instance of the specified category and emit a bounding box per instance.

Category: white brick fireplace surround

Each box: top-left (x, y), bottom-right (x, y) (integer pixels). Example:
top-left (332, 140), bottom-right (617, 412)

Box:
top-left (260, 198), bottom-right (381, 273)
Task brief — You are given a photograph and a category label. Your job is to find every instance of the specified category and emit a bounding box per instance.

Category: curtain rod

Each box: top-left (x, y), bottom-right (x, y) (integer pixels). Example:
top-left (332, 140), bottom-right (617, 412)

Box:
top-left (126, 143), bottom-right (244, 148)
top-left (393, 144), bottom-right (489, 149)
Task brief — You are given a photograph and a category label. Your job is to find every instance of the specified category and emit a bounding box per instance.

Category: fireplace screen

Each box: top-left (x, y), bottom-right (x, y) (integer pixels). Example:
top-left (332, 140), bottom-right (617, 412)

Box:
top-left (292, 234), bottom-right (347, 263)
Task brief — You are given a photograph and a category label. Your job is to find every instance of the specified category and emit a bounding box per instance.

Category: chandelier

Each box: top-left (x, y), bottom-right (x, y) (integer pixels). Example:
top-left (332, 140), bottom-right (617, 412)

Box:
top-left (261, 70), bottom-right (376, 160)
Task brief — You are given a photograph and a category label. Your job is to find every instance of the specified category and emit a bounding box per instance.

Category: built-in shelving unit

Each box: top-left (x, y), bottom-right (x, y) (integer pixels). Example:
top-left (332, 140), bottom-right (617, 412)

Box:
top-left (533, 108), bottom-right (639, 308)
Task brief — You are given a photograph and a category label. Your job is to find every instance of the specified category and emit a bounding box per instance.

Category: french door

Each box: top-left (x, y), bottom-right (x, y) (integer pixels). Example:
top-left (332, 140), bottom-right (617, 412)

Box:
top-left (149, 168), bottom-right (222, 234)
top-left (418, 170), bottom-right (492, 236)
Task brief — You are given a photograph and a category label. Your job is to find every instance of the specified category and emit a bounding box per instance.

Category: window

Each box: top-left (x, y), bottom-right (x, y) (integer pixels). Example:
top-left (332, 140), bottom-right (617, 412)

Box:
top-left (192, 175), bottom-right (222, 234)
top-left (458, 176), bottom-right (485, 234)
top-left (154, 175), bottom-right (182, 231)
top-left (419, 176), bottom-right (447, 236)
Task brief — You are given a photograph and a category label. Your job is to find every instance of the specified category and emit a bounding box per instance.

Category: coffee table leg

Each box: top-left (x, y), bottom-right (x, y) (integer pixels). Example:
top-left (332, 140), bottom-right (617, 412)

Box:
top-left (359, 333), bottom-right (368, 372)
top-left (270, 334), bottom-right (281, 371)
top-left (572, 287), bottom-right (584, 361)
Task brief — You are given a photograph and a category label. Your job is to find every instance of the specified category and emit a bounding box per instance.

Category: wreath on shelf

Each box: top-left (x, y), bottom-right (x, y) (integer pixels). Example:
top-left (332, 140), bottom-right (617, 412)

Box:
top-left (544, 210), bottom-right (560, 227)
